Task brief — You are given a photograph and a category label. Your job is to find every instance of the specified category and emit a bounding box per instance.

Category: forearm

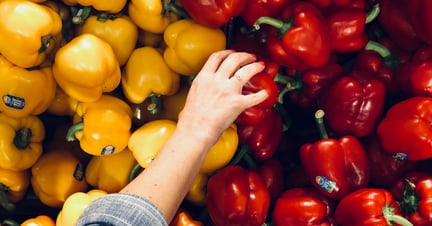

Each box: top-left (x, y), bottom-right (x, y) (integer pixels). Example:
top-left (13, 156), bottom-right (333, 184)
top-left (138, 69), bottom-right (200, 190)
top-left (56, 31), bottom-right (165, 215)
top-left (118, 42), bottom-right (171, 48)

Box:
top-left (120, 125), bottom-right (215, 223)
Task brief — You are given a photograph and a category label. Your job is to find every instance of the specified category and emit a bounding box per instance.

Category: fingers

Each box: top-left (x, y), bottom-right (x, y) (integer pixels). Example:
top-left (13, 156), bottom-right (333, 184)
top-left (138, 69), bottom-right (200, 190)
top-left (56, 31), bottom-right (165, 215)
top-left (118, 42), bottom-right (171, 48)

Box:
top-left (243, 89), bottom-right (269, 109)
top-left (200, 50), bottom-right (235, 73)
top-left (215, 52), bottom-right (257, 78)
top-left (231, 61), bottom-right (265, 86)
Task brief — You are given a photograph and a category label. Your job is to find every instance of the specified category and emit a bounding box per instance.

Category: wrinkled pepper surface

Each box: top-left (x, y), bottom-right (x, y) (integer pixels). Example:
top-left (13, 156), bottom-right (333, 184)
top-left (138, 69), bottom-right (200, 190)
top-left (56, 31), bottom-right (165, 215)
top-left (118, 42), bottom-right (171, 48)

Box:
top-left (46, 85), bottom-right (79, 117)
top-left (77, 13), bottom-right (138, 66)
top-left (240, 0), bottom-right (295, 26)
top-left (163, 19), bottom-right (226, 76)
top-left (300, 110), bottom-right (370, 199)
top-left (408, 0), bottom-right (432, 46)
top-left (206, 165), bottom-right (270, 226)
top-left (85, 148), bottom-right (137, 193)
top-left (0, 0), bottom-right (62, 68)
top-left (179, 0), bottom-right (247, 28)
top-left (53, 33), bottom-right (121, 103)
top-left (377, 97), bottom-right (432, 161)
top-left (0, 167), bottom-right (30, 212)
top-left (0, 113), bottom-right (45, 171)
top-left (68, 95), bottom-right (133, 156)
top-left (0, 55), bottom-right (56, 119)
top-left (56, 189), bottom-right (107, 226)
top-left (31, 150), bottom-right (88, 208)
top-left (254, 1), bottom-right (332, 70)
top-left (121, 46), bottom-right (180, 104)
top-left (128, 0), bottom-right (178, 34)
top-left (62, 0), bottom-right (127, 13)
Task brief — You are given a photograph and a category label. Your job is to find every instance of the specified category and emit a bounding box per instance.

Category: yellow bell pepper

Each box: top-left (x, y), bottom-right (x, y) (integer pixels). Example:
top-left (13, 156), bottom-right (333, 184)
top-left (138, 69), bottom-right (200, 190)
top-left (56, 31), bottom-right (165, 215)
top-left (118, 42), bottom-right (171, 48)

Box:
top-left (159, 81), bottom-right (190, 121)
top-left (121, 46), bottom-right (180, 104)
top-left (21, 215), bottom-right (56, 226)
top-left (0, 113), bottom-right (45, 171)
top-left (169, 209), bottom-right (204, 226)
top-left (163, 19), bottom-right (226, 76)
top-left (185, 173), bottom-right (207, 206)
top-left (128, 119), bottom-right (177, 168)
top-left (0, 0), bottom-right (62, 68)
top-left (56, 189), bottom-right (107, 226)
top-left (31, 149), bottom-right (88, 208)
top-left (0, 167), bottom-right (30, 212)
top-left (199, 124), bottom-right (238, 173)
top-left (68, 94), bottom-right (133, 156)
top-left (128, 0), bottom-right (180, 34)
top-left (85, 148), bottom-right (137, 193)
top-left (62, 0), bottom-right (126, 13)
top-left (76, 13), bottom-right (138, 66)
top-left (52, 33), bottom-right (121, 103)
top-left (138, 29), bottom-right (163, 48)
top-left (46, 85), bottom-right (79, 117)
top-left (0, 56), bottom-right (56, 119)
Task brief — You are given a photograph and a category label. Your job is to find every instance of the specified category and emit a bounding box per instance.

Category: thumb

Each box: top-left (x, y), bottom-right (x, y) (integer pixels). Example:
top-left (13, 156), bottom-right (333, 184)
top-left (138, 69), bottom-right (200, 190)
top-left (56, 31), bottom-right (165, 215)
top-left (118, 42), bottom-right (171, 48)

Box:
top-left (244, 90), bottom-right (269, 109)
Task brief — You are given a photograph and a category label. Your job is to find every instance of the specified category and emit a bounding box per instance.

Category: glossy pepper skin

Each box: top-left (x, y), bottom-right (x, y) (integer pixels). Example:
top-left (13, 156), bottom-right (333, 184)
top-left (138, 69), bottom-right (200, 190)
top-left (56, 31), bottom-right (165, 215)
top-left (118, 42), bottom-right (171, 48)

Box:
top-left (179, 0), bottom-right (247, 28)
top-left (377, 97), bottom-right (432, 161)
top-left (22, 215), bottom-right (55, 226)
top-left (68, 95), bottom-right (133, 156)
top-left (237, 107), bottom-right (283, 161)
top-left (397, 47), bottom-right (432, 97)
top-left (272, 187), bottom-right (336, 226)
top-left (128, 0), bottom-right (178, 34)
top-left (408, 0), bottom-right (432, 46)
top-left (53, 33), bottom-right (121, 103)
top-left (46, 85), bottom-right (79, 117)
top-left (0, 167), bottom-right (30, 212)
top-left (31, 150), bottom-right (88, 208)
top-left (169, 209), bottom-right (204, 226)
top-left (185, 173), bottom-right (208, 205)
top-left (318, 74), bottom-right (386, 138)
top-left (335, 188), bottom-right (412, 226)
top-left (206, 165), bottom-right (270, 226)
top-left (253, 158), bottom-right (285, 201)
top-left (0, 56), bottom-right (56, 119)
top-left (300, 111), bottom-right (370, 200)
top-left (254, 1), bottom-right (332, 70)
top-left (121, 46), bottom-right (180, 104)
top-left (76, 13), bottom-right (138, 66)
top-left (56, 189), bottom-right (107, 226)
top-left (397, 177), bottom-right (432, 225)
top-left (310, 0), bottom-right (353, 8)
top-left (85, 148), bottom-right (137, 193)
top-left (163, 19), bottom-right (226, 76)
top-left (0, 0), bottom-right (62, 68)
top-left (62, 0), bottom-right (127, 13)
top-left (240, 0), bottom-right (295, 26)
top-left (378, 0), bottom-right (425, 51)
top-left (0, 113), bottom-right (45, 171)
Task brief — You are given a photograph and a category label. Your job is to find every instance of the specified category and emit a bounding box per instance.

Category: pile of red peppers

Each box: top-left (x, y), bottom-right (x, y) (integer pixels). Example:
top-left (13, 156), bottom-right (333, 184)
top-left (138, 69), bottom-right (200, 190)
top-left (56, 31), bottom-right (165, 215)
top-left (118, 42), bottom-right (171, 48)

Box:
top-left (180, 0), bottom-right (432, 225)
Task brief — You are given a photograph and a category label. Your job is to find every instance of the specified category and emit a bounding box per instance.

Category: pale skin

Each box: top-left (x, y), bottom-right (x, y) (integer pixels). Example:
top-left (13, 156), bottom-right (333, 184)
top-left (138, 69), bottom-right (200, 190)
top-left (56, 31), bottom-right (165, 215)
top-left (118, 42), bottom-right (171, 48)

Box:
top-left (120, 50), bottom-right (268, 223)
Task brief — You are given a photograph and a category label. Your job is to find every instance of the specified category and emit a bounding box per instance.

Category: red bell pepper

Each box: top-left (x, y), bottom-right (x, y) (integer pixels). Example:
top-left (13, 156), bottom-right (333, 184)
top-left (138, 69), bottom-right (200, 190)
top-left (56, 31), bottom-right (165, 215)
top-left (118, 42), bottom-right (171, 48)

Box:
top-left (254, 1), bottom-right (332, 70)
top-left (397, 47), bottom-right (432, 97)
top-left (240, 0), bottom-right (296, 26)
top-left (377, 96), bottom-right (432, 161)
top-left (284, 61), bottom-right (344, 108)
top-left (390, 171), bottom-right (430, 202)
top-left (309, 0), bottom-right (354, 8)
top-left (362, 134), bottom-right (418, 188)
top-left (178, 0), bottom-right (247, 28)
top-left (317, 72), bottom-right (386, 138)
top-left (325, 4), bottom-right (379, 53)
top-left (335, 188), bottom-right (413, 226)
top-left (253, 158), bottom-right (285, 201)
top-left (206, 165), bottom-right (270, 226)
top-left (408, 0), bottom-right (432, 46)
top-left (272, 187), bottom-right (337, 226)
top-left (378, 0), bottom-right (425, 51)
top-left (299, 110), bottom-right (370, 200)
top-left (397, 176), bottom-right (432, 225)
top-left (237, 107), bottom-right (283, 161)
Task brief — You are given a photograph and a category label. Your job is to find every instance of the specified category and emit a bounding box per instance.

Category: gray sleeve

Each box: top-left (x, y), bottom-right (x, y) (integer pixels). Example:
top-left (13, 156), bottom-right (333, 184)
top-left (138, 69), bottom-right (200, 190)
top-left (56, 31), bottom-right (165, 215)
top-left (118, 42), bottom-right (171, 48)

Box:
top-left (76, 193), bottom-right (168, 226)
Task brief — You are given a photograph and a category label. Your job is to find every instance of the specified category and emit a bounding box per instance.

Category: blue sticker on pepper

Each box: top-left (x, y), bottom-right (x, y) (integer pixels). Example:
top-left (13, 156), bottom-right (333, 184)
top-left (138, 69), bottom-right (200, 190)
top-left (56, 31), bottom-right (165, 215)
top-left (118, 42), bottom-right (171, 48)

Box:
top-left (2, 94), bottom-right (25, 109)
top-left (101, 145), bottom-right (115, 155)
top-left (315, 175), bottom-right (337, 193)
top-left (392, 152), bottom-right (408, 161)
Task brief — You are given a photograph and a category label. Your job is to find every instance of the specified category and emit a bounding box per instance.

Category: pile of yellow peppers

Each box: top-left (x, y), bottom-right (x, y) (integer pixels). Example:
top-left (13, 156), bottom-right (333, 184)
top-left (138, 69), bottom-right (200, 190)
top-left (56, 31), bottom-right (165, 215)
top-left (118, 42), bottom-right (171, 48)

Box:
top-left (0, 0), bottom-right (229, 224)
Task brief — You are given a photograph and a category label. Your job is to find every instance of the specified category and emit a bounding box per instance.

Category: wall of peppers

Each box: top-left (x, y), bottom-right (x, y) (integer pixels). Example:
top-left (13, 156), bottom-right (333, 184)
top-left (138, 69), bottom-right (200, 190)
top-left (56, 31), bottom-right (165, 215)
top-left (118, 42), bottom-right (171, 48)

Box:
top-left (1, 0), bottom-right (432, 225)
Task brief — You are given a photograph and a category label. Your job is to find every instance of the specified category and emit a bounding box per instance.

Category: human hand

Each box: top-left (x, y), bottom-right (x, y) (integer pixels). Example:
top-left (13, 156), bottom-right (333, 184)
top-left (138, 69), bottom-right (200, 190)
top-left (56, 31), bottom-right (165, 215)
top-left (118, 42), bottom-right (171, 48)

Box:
top-left (177, 50), bottom-right (268, 145)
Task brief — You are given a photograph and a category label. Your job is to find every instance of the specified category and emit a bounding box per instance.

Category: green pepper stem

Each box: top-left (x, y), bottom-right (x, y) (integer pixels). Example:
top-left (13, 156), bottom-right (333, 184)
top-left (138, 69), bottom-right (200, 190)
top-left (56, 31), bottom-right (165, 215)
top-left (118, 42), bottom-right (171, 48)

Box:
top-left (147, 94), bottom-right (161, 115)
top-left (128, 163), bottom-right (144, 182)
top-left (229, 144), bottom-right (251, 166)
top-left (163, 1), bottom-right (190, 19)
top-left (13, 128), bottom-right (32, 150)
top-left (315, 109), bottom-right (329, 139)
top-left (365, 40), bottom-right (400, 69)
top-left (274, 103), bottom-right (291, 132)
top-left (71, 6), bottom-right (92, 24)
top-left (365, 4), bottom-right (380, 24)
top-left (0, 184), bottom-right (16, 213)
top-left (383, 205), bottom-right (413, 226)
top-left (253, 16), bottom-right (293, 38)
top-left (1, 220), bottom-right (20, 226)
top-left (66, 122), bottom-right (84, 142)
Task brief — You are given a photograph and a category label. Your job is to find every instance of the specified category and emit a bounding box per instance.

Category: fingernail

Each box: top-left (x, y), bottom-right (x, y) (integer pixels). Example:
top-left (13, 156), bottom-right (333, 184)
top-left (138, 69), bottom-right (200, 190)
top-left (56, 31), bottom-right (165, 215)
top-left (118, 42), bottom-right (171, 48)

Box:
top-left (257, 61), bottom-right (265, 65)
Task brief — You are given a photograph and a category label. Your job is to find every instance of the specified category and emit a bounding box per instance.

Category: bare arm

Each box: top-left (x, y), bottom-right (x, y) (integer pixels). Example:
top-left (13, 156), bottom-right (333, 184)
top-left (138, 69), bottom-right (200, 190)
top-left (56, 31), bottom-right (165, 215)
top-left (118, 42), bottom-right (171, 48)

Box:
top-left (120, 50), bottom-right (268, 222)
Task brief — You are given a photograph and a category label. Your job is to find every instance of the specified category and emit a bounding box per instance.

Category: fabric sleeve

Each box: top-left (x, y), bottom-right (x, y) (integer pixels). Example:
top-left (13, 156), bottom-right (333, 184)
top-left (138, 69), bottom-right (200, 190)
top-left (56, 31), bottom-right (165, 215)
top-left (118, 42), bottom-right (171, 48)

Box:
top-left (76, 193), bottom-right (168, 226)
